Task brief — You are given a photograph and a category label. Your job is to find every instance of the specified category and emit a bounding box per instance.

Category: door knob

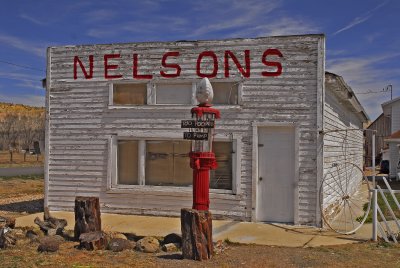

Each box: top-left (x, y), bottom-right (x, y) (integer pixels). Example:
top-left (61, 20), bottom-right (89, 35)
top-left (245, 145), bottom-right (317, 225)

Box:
top-left (259, 177), bottom-right (263, 181)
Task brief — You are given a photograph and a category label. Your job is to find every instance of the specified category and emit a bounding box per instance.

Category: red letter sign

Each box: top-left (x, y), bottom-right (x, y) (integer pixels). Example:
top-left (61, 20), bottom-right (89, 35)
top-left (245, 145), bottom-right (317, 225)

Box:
top-left (133, 54), bottom-right (153, 79)
top-left (224, 50), bottom-right (250, 78)
top-left (261, 49), bottom-right (283, 77)
top-left (196, 51), bottom-right (218, 78)
top-left (104, 54), bottom-right (122, 79)
top-left (74, 55), bottom-right (93, 79)
top-left (160, 51), bottom-right (181, 78)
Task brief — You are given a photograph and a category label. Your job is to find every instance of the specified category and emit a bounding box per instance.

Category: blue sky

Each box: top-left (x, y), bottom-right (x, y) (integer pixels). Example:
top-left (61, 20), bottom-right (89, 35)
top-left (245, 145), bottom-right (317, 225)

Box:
top-left (0, 0), bottom-right (399, 121)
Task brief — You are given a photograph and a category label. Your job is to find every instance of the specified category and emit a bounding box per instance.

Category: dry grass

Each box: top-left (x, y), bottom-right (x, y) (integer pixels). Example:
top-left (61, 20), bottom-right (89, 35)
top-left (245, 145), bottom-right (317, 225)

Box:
top-left (0, 151), bottom-right (44, 168)
top-left (1, 175), bottom-right (400, 267)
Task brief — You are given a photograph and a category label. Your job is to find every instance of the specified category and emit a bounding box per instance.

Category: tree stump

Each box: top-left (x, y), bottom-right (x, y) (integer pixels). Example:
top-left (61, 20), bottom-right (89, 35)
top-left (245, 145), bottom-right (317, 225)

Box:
top-left (74, 196), bottom-right (101, 249)
top-left (181, 208), bottom-right (213, 261)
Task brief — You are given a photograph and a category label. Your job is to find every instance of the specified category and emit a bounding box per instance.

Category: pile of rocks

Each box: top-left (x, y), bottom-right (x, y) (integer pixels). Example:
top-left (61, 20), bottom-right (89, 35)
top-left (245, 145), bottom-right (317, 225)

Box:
top-left (81, 232), bottom-right (183, 253)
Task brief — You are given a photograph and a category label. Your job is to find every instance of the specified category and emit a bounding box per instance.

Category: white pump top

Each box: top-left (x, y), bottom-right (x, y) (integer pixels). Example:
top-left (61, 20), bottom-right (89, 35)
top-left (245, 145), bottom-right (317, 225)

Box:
top-left (196, 78), bottom-right (214, 105)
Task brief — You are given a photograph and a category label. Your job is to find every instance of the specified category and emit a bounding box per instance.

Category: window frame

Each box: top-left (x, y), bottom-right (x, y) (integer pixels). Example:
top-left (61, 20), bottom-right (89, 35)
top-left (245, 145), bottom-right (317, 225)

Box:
top-left (107, 133), bottom-right (242, 195)
top-left (108, 79), bottom-right (243, 109)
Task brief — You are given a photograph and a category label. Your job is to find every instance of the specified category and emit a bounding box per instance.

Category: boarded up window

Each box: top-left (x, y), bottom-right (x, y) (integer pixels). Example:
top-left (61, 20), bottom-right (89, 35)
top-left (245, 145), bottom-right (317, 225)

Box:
top-left (212, 82), bottom-right (238, 105)
top-left (117, 140), bottom-right (139, 185)
top-left (146, 140), bottom-right (192, 186)
top-left (210, 142), bottom-right (233, 190)
top-left (113, 84), bottom-right (147, 105)
top-left (156, 83), bottom-right (192, 104)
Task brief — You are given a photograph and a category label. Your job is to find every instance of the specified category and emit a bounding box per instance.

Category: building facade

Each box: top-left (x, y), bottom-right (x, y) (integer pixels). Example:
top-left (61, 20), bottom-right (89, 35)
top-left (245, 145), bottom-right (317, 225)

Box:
top-left (382, 97), bottom-right (400, 179)
top-left (45, 35), bottom-right (367, 226)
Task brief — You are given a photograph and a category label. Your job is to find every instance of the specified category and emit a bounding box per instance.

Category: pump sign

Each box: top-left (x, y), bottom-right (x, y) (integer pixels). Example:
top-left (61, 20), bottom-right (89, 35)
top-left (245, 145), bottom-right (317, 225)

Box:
top-left (181, 120), bottom-right (215, 128)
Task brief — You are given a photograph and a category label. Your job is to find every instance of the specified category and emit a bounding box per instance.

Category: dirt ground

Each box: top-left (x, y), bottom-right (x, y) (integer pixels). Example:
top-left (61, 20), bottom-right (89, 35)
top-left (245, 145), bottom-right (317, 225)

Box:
top-left (1, 175), bottom-right (400, 267)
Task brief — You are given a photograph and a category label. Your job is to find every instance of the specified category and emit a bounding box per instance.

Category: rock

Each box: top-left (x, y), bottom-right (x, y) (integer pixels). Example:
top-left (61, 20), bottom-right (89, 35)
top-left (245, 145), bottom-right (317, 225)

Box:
top-left (0, 216), bottom-right (16, 229)
top-left (61, 229), bottom-right (75, 241)
top-left (163, 233), bottom-right (182, 245)
top-left (79, 231), bottom-right (108, 250)
top-left (107, 238), bottom-right (134, 252)
top-left (37, 236), bottom-right (61, 252)
top-left (112, 233), bottom-right (127, 240)
top-left (11, 229), bottom-right (25, 239)
top-left (47, 228), bottom-right (57, 236)
top-left (162, 243), bottom-right (180, 252)
top-left (213, 240), bottom-right (228, 255)
top-left (26, 229), bottom-right (39, 241)
top-left (136, 237), bottom-right (160, 253)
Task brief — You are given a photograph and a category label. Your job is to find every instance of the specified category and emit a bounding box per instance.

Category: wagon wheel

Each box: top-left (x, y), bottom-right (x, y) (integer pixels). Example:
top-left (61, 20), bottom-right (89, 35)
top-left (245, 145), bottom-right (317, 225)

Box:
top-left (319, 162), bottom-right (372, 234)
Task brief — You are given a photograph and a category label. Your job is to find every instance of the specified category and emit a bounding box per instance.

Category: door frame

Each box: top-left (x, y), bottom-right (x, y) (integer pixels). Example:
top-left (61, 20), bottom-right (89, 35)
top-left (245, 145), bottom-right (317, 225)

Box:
top-left (251, 121), bottom-right (300, 224)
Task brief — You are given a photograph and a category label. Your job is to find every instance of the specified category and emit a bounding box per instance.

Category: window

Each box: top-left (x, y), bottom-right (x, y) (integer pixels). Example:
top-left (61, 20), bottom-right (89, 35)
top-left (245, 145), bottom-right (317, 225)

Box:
top-left (110, 81), bottom-right (240, 107)
top-left (156, 83), bottom-right (192, 105)
top-left (211, 82), bottom-right (238, 105)
top-left (112, 138), bottom-right (234, 190)
top-left (113, 83), bottom-right (147, 105)
top-left (210, 142), bottom-right (233, 190)
top-left (146, 140), bottom-right (192, 186)
top-left (117, 140), bottom-right (139, 185)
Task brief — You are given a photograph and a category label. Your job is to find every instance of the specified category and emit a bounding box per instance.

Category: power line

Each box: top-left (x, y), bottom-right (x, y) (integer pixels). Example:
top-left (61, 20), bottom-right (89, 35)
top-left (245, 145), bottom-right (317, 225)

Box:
top-left (355, 85), bottom-right (393, 99)
top-left (0, 60), bottom-right (45, 72)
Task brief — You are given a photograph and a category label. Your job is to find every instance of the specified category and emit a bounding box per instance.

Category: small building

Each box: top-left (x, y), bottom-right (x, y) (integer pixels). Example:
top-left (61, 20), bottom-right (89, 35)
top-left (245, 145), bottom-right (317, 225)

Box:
top-left (365, 113), bottom-right (391, 166)
top-left (45, 35), bottom-right (368, 226)
top-left (382, 97), bottom-right (400, 178)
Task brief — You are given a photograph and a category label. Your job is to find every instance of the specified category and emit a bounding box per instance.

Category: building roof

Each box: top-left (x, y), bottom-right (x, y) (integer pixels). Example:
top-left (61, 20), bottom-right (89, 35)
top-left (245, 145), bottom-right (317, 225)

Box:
top-left (366, 113), bottom-right (384, 129)
top-left (325, 72), bottom-right (369, 122)
top-left (386, 130), bottom-right (400, 142)
top-left (382, 96), bottom-right (400, 116)
top-left (382, 96), bottom-right (400, 108)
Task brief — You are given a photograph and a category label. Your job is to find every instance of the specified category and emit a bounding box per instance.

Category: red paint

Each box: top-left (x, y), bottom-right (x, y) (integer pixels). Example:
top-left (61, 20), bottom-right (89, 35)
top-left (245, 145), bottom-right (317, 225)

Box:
top-left (190, 151), bottom-right (218, 210)
top-left (160, 51), bottom-right (181, 78)
top-left (196, 51), bottom-right (218, 78)
top-left (261, 49), bottom-right (283, 77)
top-left (73, 48), bottom-right (284, 80)
top-left (133, 54), bottom-right (153, 79)
top-left (104, 54), bottom-right (123, 79)
top-left (224, 50), bottom-right (251, 78)
top-left (73, 55), bottom-right (93, 80)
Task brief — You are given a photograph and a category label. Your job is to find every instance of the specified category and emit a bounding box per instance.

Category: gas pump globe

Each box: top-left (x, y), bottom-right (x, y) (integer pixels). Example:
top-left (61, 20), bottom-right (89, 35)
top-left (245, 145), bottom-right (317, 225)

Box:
top-left (181, 78), bottom-right (220, 211)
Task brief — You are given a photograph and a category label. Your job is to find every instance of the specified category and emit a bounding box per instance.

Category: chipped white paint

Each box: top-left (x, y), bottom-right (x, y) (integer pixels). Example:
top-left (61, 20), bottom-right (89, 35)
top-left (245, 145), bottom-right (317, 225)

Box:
top-left (46, 35), bottom-right (335, 225)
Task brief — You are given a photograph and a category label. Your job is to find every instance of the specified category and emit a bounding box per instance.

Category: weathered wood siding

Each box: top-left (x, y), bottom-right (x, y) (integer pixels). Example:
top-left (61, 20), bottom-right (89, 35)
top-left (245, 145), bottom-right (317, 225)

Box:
top-left (365, 114), bottom-right (391, 166)
top-left (391, 101), bottom-right (400, 133)
top-left (322, 78), bottom-right (364, 212)
top-left (46, 35), bottom-right (324, 224)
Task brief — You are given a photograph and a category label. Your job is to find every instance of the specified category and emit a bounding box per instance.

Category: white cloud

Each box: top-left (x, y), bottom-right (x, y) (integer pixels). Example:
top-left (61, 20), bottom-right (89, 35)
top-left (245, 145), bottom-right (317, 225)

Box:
top-left (84, 9), bottom-right (117, 23)
top-left (19, 13), bottom-right (46, 26)
top-left (0, 34), bottom-right (46, 58)
top-left (228, 17), bottom-right (319, 38)
top-left (0, 93), bottom-right (45, 107)
top-left (0, 71), bottom-right (43, 90)
top-left (333, 1), bottom-right (388, 35)
top-left (327, 52), bottom-right (400, 120)
top-left (87, 16), bottom-right (189, 39)
top-left (190, 0), bottom-right (281, 37)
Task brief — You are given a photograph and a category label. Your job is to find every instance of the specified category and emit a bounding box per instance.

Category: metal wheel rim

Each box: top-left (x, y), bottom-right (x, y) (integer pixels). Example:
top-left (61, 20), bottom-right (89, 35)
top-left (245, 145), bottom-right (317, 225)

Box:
top-left (319, 161), bottom-right (372, 235)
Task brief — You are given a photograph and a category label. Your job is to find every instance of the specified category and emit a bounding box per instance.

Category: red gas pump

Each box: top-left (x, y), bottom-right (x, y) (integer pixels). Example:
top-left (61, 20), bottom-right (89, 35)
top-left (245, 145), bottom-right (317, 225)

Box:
top-left (182, 78), bottom-right (220, 211)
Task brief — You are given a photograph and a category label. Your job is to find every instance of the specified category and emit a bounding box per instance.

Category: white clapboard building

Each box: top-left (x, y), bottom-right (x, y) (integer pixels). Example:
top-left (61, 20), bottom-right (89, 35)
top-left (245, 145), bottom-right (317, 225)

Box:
top-left (45, 35), bottom-right (368, 226)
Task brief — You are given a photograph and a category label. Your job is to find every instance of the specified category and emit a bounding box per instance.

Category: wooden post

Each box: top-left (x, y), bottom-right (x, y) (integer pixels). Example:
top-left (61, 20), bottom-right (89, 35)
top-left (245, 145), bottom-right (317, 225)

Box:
top-left (74, 196), bottom-right (102, 249)
top-left (181, 208), bottom-right (213, 261)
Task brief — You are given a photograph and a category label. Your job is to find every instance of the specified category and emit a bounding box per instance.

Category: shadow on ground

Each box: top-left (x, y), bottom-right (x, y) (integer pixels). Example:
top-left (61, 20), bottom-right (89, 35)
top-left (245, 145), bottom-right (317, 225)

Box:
top-left (0, 199), bottom-right (43, 213)
top-left (157, 253), bottom-right (183, 260)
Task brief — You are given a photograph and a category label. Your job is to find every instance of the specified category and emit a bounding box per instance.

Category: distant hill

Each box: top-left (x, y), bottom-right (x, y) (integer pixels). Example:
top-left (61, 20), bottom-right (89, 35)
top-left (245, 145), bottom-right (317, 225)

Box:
top-left (0, 102), bottom-right (45, 118)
